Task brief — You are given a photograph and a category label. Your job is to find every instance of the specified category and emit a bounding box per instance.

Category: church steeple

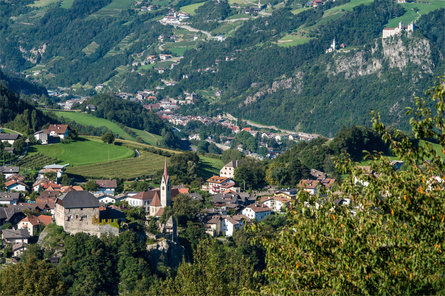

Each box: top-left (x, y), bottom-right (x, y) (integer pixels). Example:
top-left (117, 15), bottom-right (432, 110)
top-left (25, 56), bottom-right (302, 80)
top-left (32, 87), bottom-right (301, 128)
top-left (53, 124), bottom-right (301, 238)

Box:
top-left (161, 157), bottom-right (171, 207)
top-left (163, 157), bottom-right (169, 181)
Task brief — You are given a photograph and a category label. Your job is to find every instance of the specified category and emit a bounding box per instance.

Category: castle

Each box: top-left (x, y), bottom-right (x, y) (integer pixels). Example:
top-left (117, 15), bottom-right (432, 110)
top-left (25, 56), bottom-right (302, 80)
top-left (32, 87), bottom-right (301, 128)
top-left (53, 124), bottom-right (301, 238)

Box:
top-left (149, 158), bottom-right (171, 217)
top-left (382, 21), bottom-right (415, 39)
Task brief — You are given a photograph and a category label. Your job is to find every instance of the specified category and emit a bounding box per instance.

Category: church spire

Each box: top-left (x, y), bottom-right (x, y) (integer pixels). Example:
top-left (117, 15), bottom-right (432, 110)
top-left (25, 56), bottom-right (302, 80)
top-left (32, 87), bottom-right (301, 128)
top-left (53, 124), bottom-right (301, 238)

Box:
top-left (163, 157), bottom-right (168, 181)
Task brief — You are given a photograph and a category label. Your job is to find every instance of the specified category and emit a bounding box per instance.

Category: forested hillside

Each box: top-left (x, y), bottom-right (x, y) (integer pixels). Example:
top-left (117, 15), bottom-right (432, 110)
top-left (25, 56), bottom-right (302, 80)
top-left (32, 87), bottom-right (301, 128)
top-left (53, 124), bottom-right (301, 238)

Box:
top-left (0, 84), bottom-right (53, 134)
top-left (0, 0), bottom-right (443, 135)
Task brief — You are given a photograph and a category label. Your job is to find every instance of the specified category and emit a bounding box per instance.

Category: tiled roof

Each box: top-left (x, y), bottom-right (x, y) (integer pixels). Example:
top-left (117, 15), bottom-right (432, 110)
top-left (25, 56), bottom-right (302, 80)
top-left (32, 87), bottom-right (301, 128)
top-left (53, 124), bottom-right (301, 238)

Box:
top-left (96, 179), bottom-right (117, 188)
top-left (151, 192), bottom-right (162, 207)
top-left (57, 191), bottom-right (100, 209)
top-left (47, 124), bottom-right (68, 134)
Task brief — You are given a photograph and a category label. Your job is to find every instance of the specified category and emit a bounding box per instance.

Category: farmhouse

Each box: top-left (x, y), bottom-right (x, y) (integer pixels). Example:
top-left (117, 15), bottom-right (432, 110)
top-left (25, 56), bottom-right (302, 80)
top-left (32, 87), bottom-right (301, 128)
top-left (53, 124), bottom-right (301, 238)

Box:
top-left (34, 124), bottom-right (69, 144)
top-left (0, 133), bottom-right (20, 145)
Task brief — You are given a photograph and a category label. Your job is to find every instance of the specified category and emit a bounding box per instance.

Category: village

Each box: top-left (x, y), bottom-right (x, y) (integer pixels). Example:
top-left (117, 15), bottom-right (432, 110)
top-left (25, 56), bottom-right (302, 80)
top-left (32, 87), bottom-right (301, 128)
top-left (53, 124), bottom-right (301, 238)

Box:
top-left (0, 122), bottom-right (349, 262)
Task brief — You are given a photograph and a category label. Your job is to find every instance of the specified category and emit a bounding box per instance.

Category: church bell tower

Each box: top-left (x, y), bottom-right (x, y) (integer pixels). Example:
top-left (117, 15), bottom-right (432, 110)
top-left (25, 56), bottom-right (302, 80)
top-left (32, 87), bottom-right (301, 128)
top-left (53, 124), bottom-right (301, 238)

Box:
top-left (161, 157), bottom-right (171, 207)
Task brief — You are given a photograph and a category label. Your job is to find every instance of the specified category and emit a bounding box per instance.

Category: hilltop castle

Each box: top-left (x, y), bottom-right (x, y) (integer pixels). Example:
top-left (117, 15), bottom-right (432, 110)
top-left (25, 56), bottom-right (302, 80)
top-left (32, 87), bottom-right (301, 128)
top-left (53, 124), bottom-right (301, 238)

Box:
top-left (382, 21), bottom-right (415, 39)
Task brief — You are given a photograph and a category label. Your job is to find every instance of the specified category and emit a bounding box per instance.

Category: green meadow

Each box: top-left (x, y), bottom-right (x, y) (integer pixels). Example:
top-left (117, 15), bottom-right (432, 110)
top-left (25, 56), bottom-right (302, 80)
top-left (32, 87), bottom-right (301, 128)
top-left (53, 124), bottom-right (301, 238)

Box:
top-left (32, 137), bottom-right (134, 166)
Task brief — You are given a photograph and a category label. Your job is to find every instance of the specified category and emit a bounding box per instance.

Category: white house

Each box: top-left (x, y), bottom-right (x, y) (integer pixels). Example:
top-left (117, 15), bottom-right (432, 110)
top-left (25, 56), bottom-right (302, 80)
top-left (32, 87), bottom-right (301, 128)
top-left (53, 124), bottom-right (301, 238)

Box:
top-left (219, 160), bottom-right (242, 179)
top-left (0, 133), bottom-right (20, 145)
top-left (5, 179), bottom-right (27, 192)
top-left (221, 215), bottom-right (249, 236)
top-left (242, 204), bottom-right (272, 222)
top-left (97, 194), bottom-right (120, 204)
top-left (17, 215), bottom-right (52, 236)
top-left (2, 229), bottom-right (30, 244)
top-left (259, 195), bottom-right (291, 212)
top-left (297, 179), bottom-right (320, 195)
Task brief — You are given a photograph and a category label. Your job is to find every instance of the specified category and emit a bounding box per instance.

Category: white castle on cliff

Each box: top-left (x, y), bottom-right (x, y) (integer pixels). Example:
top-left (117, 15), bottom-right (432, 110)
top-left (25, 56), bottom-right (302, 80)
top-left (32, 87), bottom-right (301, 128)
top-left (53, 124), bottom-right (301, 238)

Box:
top-left (382, 21), bottom-right (415, 39)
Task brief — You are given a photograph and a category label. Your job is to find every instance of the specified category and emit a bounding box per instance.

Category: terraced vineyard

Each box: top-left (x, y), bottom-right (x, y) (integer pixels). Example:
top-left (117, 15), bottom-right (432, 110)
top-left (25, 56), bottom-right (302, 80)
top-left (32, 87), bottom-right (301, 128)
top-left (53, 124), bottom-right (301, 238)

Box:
top-left (16, 153), bottom-right (59, 169)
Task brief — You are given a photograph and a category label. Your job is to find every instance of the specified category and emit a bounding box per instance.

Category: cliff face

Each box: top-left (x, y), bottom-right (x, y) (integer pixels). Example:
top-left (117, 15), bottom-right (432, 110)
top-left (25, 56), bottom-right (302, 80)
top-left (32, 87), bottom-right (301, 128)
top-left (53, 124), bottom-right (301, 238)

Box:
top-left (327, 33), bottom-right (434, 79)
top-left (146, 239), bottom-right (185, 269)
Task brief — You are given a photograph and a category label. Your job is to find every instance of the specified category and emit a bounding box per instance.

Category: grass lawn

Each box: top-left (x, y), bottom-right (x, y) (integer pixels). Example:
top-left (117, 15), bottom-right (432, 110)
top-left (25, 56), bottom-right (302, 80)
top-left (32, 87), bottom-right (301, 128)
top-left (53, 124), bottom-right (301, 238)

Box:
top-left (386, 0), bottom-right (445, 28)
top-left (32, 137), bottom-right (134, 166)
top-left (198, 155), bottom-right (224, 179)
top-left (180, 2), bottom-right (205, 15)
top-left (53, 111), bottom-right (137, 141)
top-left (138, 64), bottom-right (155, 71)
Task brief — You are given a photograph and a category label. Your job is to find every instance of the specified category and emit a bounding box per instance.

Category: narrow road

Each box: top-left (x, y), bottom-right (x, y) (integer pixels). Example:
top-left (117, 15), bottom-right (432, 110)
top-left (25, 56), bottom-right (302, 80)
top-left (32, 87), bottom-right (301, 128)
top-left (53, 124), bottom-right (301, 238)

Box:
top-left (178, 24), bottom-right (212, 39)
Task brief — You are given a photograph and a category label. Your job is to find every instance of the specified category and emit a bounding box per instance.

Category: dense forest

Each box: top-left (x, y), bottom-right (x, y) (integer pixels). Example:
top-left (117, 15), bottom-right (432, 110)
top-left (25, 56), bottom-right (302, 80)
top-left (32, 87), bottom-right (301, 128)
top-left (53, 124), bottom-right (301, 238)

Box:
top-left (81, 95), bottom-right (168, 135)
top-left (0, 84), bottom-right (53, 134)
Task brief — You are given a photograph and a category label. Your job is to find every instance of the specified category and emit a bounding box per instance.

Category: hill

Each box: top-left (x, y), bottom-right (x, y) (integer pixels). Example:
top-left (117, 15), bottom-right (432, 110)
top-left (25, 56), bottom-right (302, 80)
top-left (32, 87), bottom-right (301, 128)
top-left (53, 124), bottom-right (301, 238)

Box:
top-left (0, 83), bottom-right (53, 134)
top-left (0, 0), bottom-right (444, 135)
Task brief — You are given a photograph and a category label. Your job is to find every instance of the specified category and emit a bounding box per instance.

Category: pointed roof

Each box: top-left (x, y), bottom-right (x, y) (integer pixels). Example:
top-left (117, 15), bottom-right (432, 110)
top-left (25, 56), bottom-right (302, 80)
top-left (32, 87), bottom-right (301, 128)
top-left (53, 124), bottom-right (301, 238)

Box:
top-left (151, 192), bottom-right (162, 207)
top-left (163, 157), bottom-right (169, 181)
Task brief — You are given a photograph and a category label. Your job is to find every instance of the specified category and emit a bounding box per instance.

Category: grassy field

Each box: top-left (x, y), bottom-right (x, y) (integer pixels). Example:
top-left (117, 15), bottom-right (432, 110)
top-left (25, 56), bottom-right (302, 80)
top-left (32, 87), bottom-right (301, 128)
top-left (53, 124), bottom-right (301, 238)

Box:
top-left (386, 0), bottom-right (445, 28)
top-left (53, 111), bottom-right (136, 141)
top-left (129, 128), bottom-right (162, 146)
top-left (180, 2), bottom-right (205, 15)
top-left (60, 0), bottom-right (75, 8)
top-left (66, 149), bottom-right (166, 179)
top-left (53, 111), bottom-right (163, 145)
top-left (198, 155), bottom-right (224, 179)
top-left (82, 41), bottom-right (100, 56)
top-left (277, 34), bottom-right (312, 47)
top-left (32, 137), bottom-right (134, 166)
top-left (29, 0), bottom-right (60, 8)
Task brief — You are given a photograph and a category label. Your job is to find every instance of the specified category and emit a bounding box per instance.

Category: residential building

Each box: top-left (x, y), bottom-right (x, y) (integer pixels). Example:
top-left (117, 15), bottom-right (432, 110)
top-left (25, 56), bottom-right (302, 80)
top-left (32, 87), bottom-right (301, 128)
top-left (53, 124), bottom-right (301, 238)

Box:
top-left (2, 229), bottom-right (30, 244)
top-left (0, 133), bottom-right (20, 145)
top-left (219, 160), bottom-right (242, 179)
top-left (0, 192), bottom-right (19, 205)
top-left (206, 176), bottom-right (235, 194)
top-left (298, 179), bottom-right (320, 195)
top-left (38, 164), bottom-right (68, 179)
top-left (0, 166), bottom-right (20, 178)
top-left (47, 124), bottom-right (69, 139)
top-left (17, 215), bottom-right (52, 236)
top-left (221, 215), bottom-right (249, 236)
top-left (96, 179), bottom-right (117, 194)
top-left (242, 204), bottom-right (272, 222)
top-left (259, 195), bottom-right (291, 212)
top-left (5, 178), bottom-right (27, 192)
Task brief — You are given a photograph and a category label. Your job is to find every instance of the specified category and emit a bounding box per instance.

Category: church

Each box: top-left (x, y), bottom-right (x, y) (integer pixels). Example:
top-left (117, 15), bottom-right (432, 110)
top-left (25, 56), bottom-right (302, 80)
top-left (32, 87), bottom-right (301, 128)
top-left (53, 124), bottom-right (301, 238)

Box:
top-left (149, 158), bottom-right (172, 217)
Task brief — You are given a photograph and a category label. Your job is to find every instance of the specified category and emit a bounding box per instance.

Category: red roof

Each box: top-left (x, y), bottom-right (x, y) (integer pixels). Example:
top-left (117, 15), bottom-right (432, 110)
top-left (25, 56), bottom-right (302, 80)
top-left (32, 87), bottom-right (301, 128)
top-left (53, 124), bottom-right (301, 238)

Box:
top-left (37, 215), bottom-right (52, 226)
top-left (47, 124), bottom-right (68, 134)
top-left (247, 204), bottom-right (272, 213)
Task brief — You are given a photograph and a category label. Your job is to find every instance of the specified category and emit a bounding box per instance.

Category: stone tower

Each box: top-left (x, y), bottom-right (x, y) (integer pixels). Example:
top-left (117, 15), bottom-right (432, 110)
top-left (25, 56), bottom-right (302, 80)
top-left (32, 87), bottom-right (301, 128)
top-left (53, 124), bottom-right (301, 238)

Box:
top-left (161, 157), bottom-right (171, 207)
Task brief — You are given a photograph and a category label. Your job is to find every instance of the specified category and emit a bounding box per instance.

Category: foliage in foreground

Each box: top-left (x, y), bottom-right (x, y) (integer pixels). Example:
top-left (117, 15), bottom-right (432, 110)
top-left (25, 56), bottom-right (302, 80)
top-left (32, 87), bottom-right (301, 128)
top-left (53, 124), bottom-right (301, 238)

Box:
top-left (249, 79), bottom-right (445, 294)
